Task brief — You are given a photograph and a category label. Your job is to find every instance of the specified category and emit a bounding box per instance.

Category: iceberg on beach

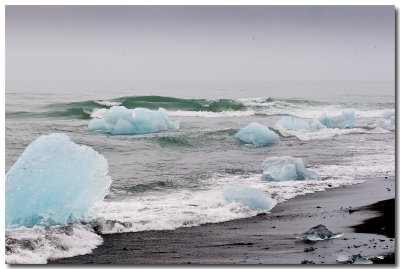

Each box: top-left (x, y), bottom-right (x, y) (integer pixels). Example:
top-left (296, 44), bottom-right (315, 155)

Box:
top-left (316, 109), bottom-right (356, 129)
top-left (88, 106), bottom-right (180, 135)
top-left (235, 122), bottom-right (279, 146)
top-left (276, 116), bottom-right (309, 130)
top-left (298, 224), bottom-right (343, 241)
top-left (223, 185), bottom-right (277, 211)
top-left (262, 156), bottom-right (317, 182)
top-left (5, 133), bottom-right (112, 228)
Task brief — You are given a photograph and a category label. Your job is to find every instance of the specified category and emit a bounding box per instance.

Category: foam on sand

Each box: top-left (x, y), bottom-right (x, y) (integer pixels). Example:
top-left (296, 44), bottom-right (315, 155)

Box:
top-left (6, 224), bottom-right (102, 264)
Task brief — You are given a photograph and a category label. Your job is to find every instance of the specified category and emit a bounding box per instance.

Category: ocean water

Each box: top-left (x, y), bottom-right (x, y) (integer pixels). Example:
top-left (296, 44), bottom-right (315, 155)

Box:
top-left (5, 81), bottom-right (395, 263)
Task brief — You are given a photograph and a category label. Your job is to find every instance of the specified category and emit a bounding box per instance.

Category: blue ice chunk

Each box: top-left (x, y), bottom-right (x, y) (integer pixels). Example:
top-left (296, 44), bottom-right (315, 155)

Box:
top-left (223, 185), bottom-right (277, 211)
top-left (299, 224), bottom-right (343, 241)
top-left (5, 133), bottom-right (112, 228)
top-left (235, 122), bottom-right (279, 146)
top-left (88, 106), bottom-right (180, 135)
top-left (276, 116), bottom-right (309, 130)
top-left (317, 109), bottom-right (356, 128)
top-left (390, 116), bottom-right (395, 125)
top-left (383, 109), bottom-right (395, 119)
top-left (262, 156), bottom-right (317, 182)
top-left (310, 118), bottom-right (326, 130)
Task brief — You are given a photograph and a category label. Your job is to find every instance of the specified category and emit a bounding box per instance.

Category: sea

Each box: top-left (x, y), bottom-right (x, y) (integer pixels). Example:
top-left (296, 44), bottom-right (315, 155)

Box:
top-left (5, 81), bottom-right (395, 263)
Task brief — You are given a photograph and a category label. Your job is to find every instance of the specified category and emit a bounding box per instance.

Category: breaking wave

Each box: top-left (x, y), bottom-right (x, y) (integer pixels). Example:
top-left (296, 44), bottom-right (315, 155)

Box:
top-left (7, 95), bottom-right (394, 121)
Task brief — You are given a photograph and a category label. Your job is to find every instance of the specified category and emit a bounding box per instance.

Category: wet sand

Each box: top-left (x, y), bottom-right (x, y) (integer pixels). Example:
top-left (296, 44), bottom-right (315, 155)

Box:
top-left (52, 176), bottom-right (395, 265)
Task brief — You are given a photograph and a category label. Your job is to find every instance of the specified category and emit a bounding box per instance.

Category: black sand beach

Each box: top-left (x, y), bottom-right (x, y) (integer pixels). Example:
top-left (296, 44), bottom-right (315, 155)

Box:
top-left (52, 176), bottom-right (395, 265)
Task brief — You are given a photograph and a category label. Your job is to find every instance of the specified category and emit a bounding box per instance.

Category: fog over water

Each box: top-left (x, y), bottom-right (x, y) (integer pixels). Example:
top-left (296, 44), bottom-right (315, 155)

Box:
top-left (6, 5), bottom-right (395, 83)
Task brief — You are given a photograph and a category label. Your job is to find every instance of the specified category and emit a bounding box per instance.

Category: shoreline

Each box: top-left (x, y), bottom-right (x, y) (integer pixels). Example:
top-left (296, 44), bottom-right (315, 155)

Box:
top-left (52, 176), bottom-right (395, 264)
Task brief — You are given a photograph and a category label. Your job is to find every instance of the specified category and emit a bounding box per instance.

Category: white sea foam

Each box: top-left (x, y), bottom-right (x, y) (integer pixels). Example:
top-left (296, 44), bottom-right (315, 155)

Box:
top-left (91, 173), bottom-right (365, 234)
top-left (274, 126), bottom-right (390, 141)
top-left (166, 110), bottom-right (256, 118)
top-left (6, 144), bottom-right (393, 264)
top-left (94, 100), bottom-right (122, 107)
top-left (5, 224), bottom-right (102, 264)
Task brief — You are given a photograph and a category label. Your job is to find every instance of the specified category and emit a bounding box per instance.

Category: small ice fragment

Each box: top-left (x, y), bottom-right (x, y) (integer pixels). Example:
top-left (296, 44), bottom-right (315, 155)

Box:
top-left (235, 122), bottom-right (279, 146)
top-left (262, 156), bottom-right (317, 182)
top-left (299, 224), bottom-right (343, 241)
top-left (223, 185), bottom-right (277, 211)
top-left (351, 255), bottom-right (373, 264)
top-left (276, 116), bottom-right (309, 130)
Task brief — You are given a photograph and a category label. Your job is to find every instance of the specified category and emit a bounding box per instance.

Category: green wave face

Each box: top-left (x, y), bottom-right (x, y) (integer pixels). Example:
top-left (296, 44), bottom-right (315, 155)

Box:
top-left (36, 96), bottom-right (246, 119)
top-left (117, 96), bottom-right (245, 112)
top-left (44, 100), bottom-right (108, 119)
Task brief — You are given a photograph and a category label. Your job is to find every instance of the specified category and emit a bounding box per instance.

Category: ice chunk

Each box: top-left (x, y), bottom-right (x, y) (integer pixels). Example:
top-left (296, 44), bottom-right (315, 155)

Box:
top-left (317, 109), bottom-right (356, 128)
top-left (351, 255), bottom-right (373, 265)
top-left (376, 115), bottom-right (395, 131)
top-left (383, 109), bottom-right (395, 119)
top-left (310, 118), bottom-right (326, 130)
top-left (235, 122), bottom-right (279, 146)
top-left (5, 133), bottom-right (112, 228)
top-left (223, 185), bottom-right (277, 211)
top-left (298, 224), bottom-right (343, 241)
top-left (262, 156), bottom-right (317, 182)
top-left (88, 106), bottom-right (180, 135)
top-left (276, 116), bottom-right (309, 130)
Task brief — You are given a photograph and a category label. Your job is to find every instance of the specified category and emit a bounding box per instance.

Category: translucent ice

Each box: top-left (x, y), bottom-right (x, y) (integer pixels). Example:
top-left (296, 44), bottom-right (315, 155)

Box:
top-left (299, 224), bottom-right (343, 241)
top-left (276, 116), bottom-right (309, 130)
top-left (262, 156), bottom-right (317, 182)
top-left (223, 185), bottom-right (277, 211)
top-left (5, 133), bottom-right (112, 228)
top-left (88, 106), bottom-right (180, 135)
top-left (383, 109), bottom-right (395, 119)
top-left (235, 122), bottom-right (279, 146)
top-left (317, 109), bottom-right (356, 128)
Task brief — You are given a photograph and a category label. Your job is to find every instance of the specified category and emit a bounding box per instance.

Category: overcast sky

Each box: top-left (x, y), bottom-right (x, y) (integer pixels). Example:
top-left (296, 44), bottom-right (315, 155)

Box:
top-left (5, 5), bottom-right (395, 82)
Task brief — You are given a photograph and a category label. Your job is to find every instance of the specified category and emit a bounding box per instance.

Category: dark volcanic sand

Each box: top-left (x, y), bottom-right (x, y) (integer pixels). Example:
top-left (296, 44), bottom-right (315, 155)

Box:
top-left (52, 177), bottom-right (395, 265)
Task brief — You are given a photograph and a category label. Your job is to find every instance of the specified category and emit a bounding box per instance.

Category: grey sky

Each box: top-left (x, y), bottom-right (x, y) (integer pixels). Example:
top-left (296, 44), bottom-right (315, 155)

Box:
top-left (6, 5), bottom-right (395, 82)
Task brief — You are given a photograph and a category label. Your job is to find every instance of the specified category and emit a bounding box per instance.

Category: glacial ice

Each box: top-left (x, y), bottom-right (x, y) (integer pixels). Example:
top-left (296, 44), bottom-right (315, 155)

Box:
top-left (88, 106), bottom-right (180, 135)
top-left (383, 109), bottom-right (395, 119)
top-left (317, 109), bottom-right (356, 128)
top-left (223, 185), bottom-right (277, 211)
top-left (276, 116), bottom-right (309, 130)
top-left (5, 133), bottom-right (112, 228)
top-left (299, 224), bottom-right (343, 241)
top-left (262, 156), bottom-right (317, 182)
top-left (310, 118), bottom-right (327, 130)
top-left (235, 122), bottom-right (279, 146)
